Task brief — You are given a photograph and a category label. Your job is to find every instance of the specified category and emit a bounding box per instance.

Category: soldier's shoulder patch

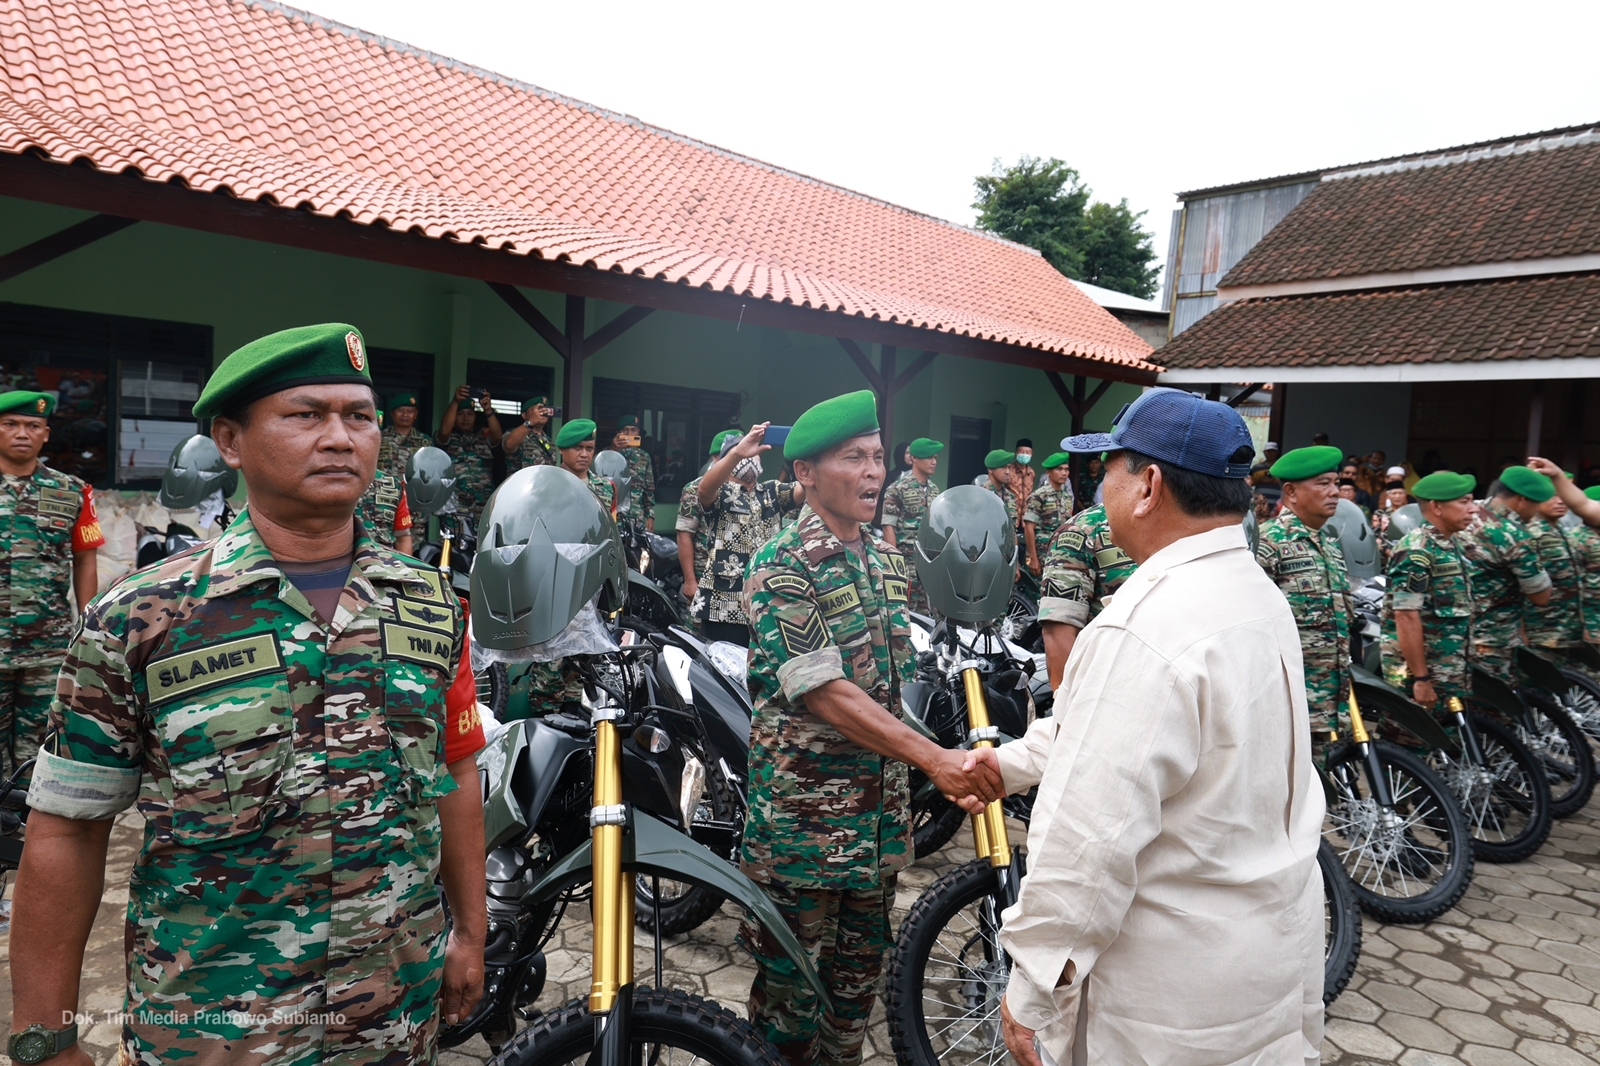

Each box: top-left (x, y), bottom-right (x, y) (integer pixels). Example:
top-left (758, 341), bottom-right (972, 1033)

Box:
top-left (880, 548), bottom-right (908, 579)
top-left (1057, 530), bottom-right (1087, 553)
top-left (776, 609), bottom-right (829, 657)
top-left (762, 571), bottom-right (815, 600)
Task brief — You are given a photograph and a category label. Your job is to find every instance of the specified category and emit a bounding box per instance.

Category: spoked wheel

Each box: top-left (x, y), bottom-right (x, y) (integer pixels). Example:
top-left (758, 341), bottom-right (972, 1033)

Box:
top-left (476, 661), bottom-right (508, 720)
top-left (1428, 712), bottom-right (1552, 863)
top-left (1556, 670), bottom-right (1600, 746)
top-left (1320, 839), bottom-right (1361, 1004)
top-left (490, 987), bottom-right (781, 1066)
top-left (998, 588), bottom-right (1038, 651)
top-left (1514, 691), bottom-right (1597, 818)
top-left (908, 770), bottom-right (967, 860)
top-left (885, 859), bottom-right (1012, 1066)
top-left (1321, 739), bottom-right (1473, 922)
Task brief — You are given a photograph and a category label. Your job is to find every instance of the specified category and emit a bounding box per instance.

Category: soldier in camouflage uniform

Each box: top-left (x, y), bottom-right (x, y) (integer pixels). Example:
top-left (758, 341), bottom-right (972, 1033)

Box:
top-left (11, 325), bottom-right (486, 1066)
top-left (1036, 499), bottom-right (1138, 688)
top-left (0, 391), bottom-right (104, 773)
top-left (355, 469), bottom-right (415, 554)
top-left (1524, 458), bottom-right (1600, 658)
top-left (434, 383), bottom-right (502, 521)
top-left (1380, 471), bottom-right (1480, 709)
top-left (1022, 451), bottom-right (1074, 579)
top-left (613, 415), bottom-right (657, 530)
top-left (1254, 446), bottom-right (1355, 733)
top-left (377, 391), bottom-right (432, 481)
top-left (695, 424), bottom-right (802, 645)
top-left (501, 394), bottom-right (559, 474)
top-left (1524, 491), bottom-right (1586, 657)
top-left (552, 418), bottom-right (616, 511)
top-left (879, 436), bottom-right (943, 616)
top-left (741, 390), bottom-right (1002, 1066)
top-left (1458, 466), bottom-right (1553, 684)
top-left (982, 448), bottom-right (1020, 531)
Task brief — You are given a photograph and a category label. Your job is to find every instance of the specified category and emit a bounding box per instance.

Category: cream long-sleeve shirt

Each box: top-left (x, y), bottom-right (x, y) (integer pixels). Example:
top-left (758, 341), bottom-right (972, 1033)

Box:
top-left (998, 523), bottom-right (1326, 1066)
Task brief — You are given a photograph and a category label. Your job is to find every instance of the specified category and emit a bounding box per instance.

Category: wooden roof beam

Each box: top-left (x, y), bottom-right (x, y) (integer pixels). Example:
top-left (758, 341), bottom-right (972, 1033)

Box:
top-left (0, 213), bottom-right (136, 285)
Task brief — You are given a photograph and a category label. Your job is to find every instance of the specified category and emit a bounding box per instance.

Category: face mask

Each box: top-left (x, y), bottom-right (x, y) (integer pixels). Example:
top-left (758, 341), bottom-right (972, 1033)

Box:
top-left (735, 457), bottom-right (763, 482)
top-left (1015, 452), bottom-right (1032, 465)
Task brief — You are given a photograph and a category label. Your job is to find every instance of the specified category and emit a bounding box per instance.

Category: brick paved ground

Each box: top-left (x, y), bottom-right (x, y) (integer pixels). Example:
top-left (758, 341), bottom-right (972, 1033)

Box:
top-left (4, 793), bottom-right (1598, 1065)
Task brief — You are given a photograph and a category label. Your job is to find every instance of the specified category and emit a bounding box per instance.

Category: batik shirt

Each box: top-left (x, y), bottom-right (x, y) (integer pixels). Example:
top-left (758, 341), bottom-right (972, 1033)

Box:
top-left (742, 504), bottom-right (913, 888)
top-left (1381, 524), bottom-right (1474, 699)
top-left (1459, 499), bottom-right (1550, 680)
top-left (699, 479), bottom-right (798, 625)
top-left (1022, 481), bottom-right (1074, 556)
top-left (1256, 510), bottom-right (1353, 725)
top-left (354, 472), bottom-right (413, 550)
top-left (0, 462), bottom-right (105, 666)
top-left (1038, 504), bottom-right (1137, 628)
top-left (441, 431), bottom-right (496, 520)
top-left (1524, 513), bottom-right (1585, 648)
top-left (377, 428), bottom-right (432, 482)
top-left (29, 510), bottom-right (483, 1065)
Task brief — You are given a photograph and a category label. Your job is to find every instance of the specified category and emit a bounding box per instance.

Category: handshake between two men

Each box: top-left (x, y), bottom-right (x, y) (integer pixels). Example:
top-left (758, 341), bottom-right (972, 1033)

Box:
top-left (803, 678), bottom-right (1009, 813)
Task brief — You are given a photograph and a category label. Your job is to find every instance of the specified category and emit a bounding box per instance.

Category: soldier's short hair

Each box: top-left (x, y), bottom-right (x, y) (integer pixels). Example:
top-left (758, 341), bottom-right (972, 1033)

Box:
top-left (1122, 450), bottom-right (1253, 518)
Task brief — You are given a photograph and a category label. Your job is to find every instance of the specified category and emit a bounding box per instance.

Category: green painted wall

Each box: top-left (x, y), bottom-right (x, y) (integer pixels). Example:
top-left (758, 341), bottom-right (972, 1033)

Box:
top-left (0, 194), bottom-right (1137, 519)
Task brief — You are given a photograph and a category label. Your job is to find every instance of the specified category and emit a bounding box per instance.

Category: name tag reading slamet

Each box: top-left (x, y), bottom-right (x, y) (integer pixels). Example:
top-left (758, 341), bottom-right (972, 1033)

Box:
top-left (146, 633), bottom-right (284, 707)
top-left (382, 621), bottom-right (454, 671)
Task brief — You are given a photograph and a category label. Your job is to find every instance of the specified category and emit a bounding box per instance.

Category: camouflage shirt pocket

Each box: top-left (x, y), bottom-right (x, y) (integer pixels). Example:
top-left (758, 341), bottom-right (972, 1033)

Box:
top-left (385, 701), bottom-right (452, 803)
top-left (156, 692), bottom-right (295, 850)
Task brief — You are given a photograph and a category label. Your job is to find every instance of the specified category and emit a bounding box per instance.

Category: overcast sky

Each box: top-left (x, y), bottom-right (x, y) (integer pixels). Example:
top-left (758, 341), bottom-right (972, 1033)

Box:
top-left (305, 0), bottom-right (1599, 291)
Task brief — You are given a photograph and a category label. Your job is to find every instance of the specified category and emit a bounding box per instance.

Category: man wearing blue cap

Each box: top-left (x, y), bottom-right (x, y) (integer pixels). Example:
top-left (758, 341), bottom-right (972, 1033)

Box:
top-left (985, 388), bottom-right (1324, 1066)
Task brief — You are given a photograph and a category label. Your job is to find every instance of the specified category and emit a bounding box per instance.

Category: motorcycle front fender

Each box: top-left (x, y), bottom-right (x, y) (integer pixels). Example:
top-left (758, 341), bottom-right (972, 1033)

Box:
top-left (523, 810), bottom-right (833, 1011)
top-left (1349, 664), bottom-right (1456, 753)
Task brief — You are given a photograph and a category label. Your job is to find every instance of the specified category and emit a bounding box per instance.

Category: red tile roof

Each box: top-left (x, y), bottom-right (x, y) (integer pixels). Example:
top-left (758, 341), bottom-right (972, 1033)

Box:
top-left (1157, 272), bottom-right (1600, 371)
top-left (1219, 131), bottom-right (1600, 288)
top-left (0, 0), bottom-right (1156, 373)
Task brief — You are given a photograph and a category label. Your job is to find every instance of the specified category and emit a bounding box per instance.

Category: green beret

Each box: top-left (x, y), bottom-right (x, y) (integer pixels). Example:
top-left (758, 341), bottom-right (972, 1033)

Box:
top-left (556, 419), bottom-right (597, 448)
top-left (1041, 452), bottom-right (1070, 470)
top-left (985, 449), bottom-right (1015, 469)
top-left (710, 429), bottom-right (742, 455)
top-left (909, 438), bottom-right (945, 459)
top-left (0, 390), bottom-right (55, 418)
top-left (1585, 486), bottom-right (1600, 502)
top-left (376, 409), bottom-right (385, 428)
top-left (785, 390), bottom-right (880, 461)
top-left (522, 395), bottom-right (549, 412)
top-left (1498, 465), bottom-right (1554, 502)
top-left (617, 415), bottom-right (640, 428)
top-left (388, 392), bottom-right (419, 411)
top-left (1269, 445), bottom-right (1344, 482)
top-left (194, 323), bottom-right (371, 419)
top-left (1410, 470), bottom-right (1476, 501)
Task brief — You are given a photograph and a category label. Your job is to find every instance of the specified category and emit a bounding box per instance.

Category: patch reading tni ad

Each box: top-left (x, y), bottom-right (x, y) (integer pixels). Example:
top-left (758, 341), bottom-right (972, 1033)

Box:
top-left (145, 633), bottom-right (284, 707)
top-left (884, 578), bottom-right (908, 603)
top-left (37, 487), bottom-right (81, 520)
top-left (382, 622), bottom-right (454, 671)
top-left (777, 608), bottom-right (830, 657)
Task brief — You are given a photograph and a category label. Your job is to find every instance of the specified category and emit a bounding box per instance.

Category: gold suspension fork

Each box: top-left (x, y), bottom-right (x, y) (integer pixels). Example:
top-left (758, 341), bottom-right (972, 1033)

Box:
top-left (589, 707), bottom-right (628, 1013)
top-left (438, 526), bottom-right (454, 583)
top-left (961, 664), bottom-right (1012, 869)
top-left (1346, 689), bottom-right (1372, 744)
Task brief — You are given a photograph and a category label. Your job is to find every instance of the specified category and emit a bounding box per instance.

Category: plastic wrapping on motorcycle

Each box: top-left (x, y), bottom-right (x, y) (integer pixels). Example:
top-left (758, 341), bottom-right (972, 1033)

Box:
top-left (593, 448), bottom-right (633, 513)
top-left (524, 808), bottom-right (834, 1010)
top-left (471, 598), bottom-right (617, 667)
top-left (405, 446), bottom-right (458, 522)
top-left (157, 435), bottom-right (238, 509)
top-left (1325, 498), bottom-right (1381, 582)
top-left (471, 465), bottom-right (627, 650)
top-left (913, 485), bottom-right (1017, 623)
top-left (1348, 665), bottom-right (1456, 752)
top-left (1383, 503), bottom-right (1423, 544)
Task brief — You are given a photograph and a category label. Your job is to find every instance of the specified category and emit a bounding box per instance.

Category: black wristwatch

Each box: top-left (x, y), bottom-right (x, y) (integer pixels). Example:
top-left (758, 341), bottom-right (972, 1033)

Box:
top-left (9, 1023), bottom-right (79, 1064)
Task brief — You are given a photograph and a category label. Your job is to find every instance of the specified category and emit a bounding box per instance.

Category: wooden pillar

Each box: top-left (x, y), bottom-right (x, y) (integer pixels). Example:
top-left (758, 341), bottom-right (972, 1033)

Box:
top-left (1069, 375), bottom-right (1087, 500)
top-left (1526, 382), bottom-right (1545, 460)
top-left (564, 294), bottom-right (585, 419)
top-left (879, 344), bottom-right (897, 463)
top-left (1562, 381), bottom-right (1586, 471)
top-left (1267, 382), bottom-right (1289, 448)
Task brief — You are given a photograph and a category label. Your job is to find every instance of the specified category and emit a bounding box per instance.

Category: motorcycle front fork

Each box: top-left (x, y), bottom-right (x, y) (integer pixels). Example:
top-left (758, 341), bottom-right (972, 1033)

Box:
top-left (960, 664), bottom-right (1027, 919)
top-left (1342, 691), bottom-right (1397, 808)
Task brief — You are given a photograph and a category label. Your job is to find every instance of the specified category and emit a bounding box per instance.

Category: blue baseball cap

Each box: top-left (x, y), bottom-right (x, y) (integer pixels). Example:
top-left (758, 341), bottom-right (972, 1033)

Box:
top-left (1059, 388), bottom-right (1255, 478)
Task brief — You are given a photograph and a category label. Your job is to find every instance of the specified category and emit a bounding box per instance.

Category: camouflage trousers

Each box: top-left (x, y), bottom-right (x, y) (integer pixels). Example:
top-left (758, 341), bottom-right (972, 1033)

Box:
top-left (1472, 642), bottom-right (1519, 687)
top-left (744, 876), bottom-right (896, 1066)
top-left (0, 662), bottom-right (58, 773)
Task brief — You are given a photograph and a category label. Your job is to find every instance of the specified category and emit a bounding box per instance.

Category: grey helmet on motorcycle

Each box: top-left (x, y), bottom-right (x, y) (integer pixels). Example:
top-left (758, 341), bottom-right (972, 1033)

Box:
top-left (157, 434), bottom-right (238, 509)
top-left (471, 465), bottom-right (626, 649)
top-left (592, 449), bottom-right (633, 513)
top-left (912, 485), bottom-right (1017, 623)
top-left (405, 446), bottom-right (457, 522)
top-left (1384, 502), bottom-right (1423, 545)
top-left (1326, 497), bottom-right (1381, 582)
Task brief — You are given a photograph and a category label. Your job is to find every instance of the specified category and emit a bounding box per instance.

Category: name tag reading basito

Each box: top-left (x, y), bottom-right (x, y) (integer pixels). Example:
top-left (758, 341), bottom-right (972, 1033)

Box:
top-left (145, 634), bottom-right (284, 706)
top-left (818, 584), bottom-right (862, 619)
top-left (382, 621), bottom-right (454, 671)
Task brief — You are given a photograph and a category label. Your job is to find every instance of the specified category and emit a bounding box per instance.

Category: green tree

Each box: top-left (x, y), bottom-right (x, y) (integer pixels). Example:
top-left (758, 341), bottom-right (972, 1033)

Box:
top-left (972, 157), bottom-right (1160, 300)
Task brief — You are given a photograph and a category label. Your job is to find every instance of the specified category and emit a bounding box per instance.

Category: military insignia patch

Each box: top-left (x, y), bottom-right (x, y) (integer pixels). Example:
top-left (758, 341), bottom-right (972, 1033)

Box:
top-left (777, 608), bottom-right (829, 656)
top-left (763, 572), bottom-right (815, 601)
top-left (346, 331), bottom-right (366, 371)
top-left (382, 621), bottom-right (454, 671)
top-left (817, 583), bottom-right (862, 618)
top-left (884, 577), bottom-right (908, 602)
top-left (884, 552), bottom-right (908, 579)
top-left (35, 396), bottom-right (47, 413)
top-left (394, 598), bottom-right (454, 633)
top-left (1059, 531), bottom-right (1086, 552)
top-left (1095, 546), bottom-right (1132, 569)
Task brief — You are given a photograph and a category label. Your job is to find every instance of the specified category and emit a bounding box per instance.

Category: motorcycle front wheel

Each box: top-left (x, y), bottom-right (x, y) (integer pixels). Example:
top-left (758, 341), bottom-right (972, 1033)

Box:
top-left (885, 859), bottom-right (1010, 1066)
top-left (1429, 712), bottom-right (1552, 863)
top-left (1513, 691), bottom-right (1597, 818)
top-left (1320, 838), bottom-right (1361, 1004)
top-left (490, 987), bottom-right (781, 1066)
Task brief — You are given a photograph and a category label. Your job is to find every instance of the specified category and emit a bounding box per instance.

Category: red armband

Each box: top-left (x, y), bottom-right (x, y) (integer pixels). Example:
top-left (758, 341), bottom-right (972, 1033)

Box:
top-left (394, 489), bottom-right (413, 532)
top-left (443, 637), bottom-right (486, 764)
top-left (73, 485), bottom-right (106, 551)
